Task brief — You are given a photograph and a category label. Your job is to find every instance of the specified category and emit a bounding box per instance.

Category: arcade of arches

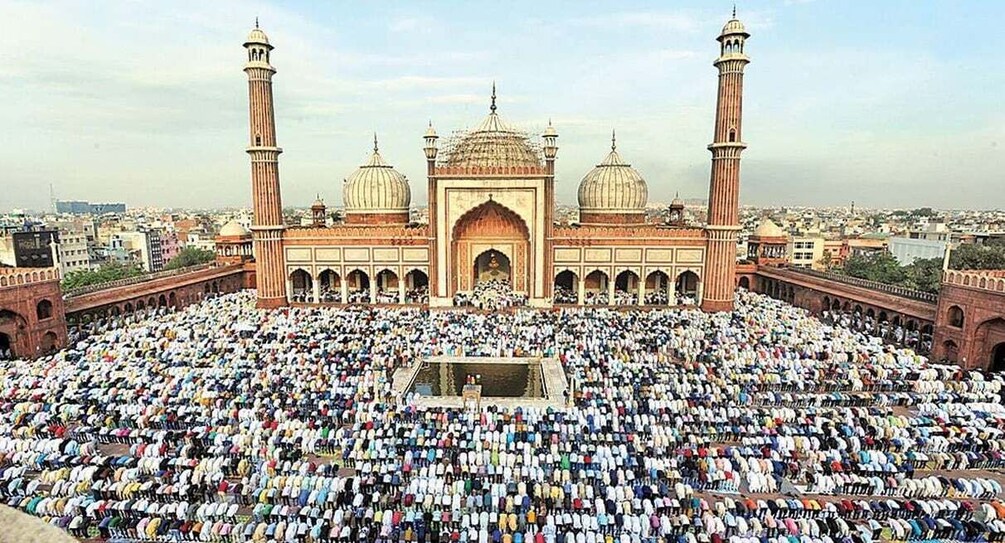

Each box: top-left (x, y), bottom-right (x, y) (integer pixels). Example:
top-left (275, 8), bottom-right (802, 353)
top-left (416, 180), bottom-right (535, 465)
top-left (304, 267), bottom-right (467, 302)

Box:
top-left (286, 266), bottom-right (430, 305)
top-left (64, 273), bottom-right (244, 328)
top-left (552, 269), bottom-right (698, 306)
top-left (755, 275), bottom-right (937, 357)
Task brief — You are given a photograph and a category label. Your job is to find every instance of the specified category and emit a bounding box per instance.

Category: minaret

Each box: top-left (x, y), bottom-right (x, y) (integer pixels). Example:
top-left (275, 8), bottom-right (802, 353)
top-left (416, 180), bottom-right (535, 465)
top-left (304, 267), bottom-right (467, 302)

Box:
top-left (244, 21), bottom-right (287, 308)
top-left (702, 10), bottom-right (750, 313)
top-left (542, 119), bottom-right (558, 302)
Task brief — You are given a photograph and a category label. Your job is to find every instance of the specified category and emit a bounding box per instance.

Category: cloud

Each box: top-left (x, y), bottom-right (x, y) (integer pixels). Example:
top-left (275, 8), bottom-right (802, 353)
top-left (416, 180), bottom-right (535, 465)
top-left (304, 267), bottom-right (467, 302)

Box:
top-left (569, 11), bottom-right (704, 33)
top-left (360, 75), bottom-right (488, 91)
top-left (388, 15), bottom-right (439, 34)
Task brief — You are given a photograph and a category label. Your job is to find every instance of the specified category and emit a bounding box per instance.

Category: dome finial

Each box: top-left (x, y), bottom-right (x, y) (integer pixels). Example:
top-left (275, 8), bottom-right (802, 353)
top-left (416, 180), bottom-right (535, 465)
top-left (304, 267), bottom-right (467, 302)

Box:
top-left (373, 132), bottom-right (379, 153)
top-left (611, 129), bottom-right (617, 151)
top-left (255, 17), bottom-right (259, 29)
top-left (732, 4), bottom-right (736, 18)
top-left (490, 81), bottom-right (497, 113)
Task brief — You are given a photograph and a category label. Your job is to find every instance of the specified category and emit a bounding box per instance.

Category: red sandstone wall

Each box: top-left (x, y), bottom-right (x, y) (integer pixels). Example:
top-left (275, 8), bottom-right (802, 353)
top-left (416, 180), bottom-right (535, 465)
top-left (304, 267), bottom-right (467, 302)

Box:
top-left (344, 212), bottom-right (410, 225)
top-left (0, 279), bottom-right (67, 358)
top-left (933, 283), bottom-right (1005, 369)
top-left (577, 212), bottom-right (646, 226)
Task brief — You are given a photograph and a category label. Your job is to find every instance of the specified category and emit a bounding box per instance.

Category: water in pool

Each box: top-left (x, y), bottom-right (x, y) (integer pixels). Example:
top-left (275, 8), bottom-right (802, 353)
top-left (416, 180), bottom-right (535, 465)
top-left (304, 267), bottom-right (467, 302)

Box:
top-left (410, 361), bottom-right (544, 398)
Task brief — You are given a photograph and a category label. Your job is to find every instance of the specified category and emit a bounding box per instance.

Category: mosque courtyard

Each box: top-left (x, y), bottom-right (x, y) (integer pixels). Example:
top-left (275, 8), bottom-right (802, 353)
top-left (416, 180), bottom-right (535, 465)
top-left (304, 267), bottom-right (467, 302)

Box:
top-left (3, 290), bottom-right (1005, 542)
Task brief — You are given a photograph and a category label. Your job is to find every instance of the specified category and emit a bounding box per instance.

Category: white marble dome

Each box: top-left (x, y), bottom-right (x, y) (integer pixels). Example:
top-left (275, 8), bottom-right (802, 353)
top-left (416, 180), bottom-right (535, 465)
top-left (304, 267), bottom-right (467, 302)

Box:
top-left (577, 138), bottom-right (648, 214)
top-left (343, 141), bottom-right (410, 213)
top-left (244, 27), bottom-right (271, 47)
top-left (218, 220), bottom-right (249, 238)
top-left (721, 17), bottom-right (747, 36)
top-left (753, 218), bottom-right (785, 238)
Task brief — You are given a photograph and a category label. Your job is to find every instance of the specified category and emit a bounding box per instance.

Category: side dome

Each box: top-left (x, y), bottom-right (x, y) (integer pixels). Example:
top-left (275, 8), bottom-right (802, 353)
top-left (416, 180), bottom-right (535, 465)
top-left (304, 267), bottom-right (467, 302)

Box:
top-left (753, 218), bottom-right (785, 238)
top-left (577, 134), bottom-right (648, 225)
top-left (439, 86), bottom-right (542, 170)
top-left (218, 220), bottom-right (250, 238)
top-left (343, 137), bottom-right (411, 225)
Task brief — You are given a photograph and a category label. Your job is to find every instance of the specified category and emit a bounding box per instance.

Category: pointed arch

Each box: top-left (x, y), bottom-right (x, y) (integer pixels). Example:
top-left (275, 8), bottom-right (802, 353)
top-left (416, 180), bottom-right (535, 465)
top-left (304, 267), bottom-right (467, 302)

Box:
top-left (451, 200), bottom-right (531, 295)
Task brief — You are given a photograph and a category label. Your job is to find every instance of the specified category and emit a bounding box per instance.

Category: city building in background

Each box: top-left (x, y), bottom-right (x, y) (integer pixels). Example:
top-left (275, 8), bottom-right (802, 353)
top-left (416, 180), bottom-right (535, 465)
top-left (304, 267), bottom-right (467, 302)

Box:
top-left (54, 200), bottom-right (126, 215)
top-left (788, 234), bottom-right (825, 270)
top-left (0, 230), bottom-right (59, 269)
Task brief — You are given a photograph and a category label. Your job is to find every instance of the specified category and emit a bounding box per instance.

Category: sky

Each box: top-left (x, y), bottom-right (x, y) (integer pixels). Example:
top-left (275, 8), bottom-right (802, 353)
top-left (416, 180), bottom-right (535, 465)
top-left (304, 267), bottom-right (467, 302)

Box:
top-left (1, 0), bottom-right (1003, 212)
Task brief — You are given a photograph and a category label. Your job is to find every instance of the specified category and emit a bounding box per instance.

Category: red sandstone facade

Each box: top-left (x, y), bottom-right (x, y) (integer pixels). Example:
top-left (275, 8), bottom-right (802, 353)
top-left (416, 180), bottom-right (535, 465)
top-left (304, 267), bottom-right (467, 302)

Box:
top-left (933, 270), bottom-right (1005, 370)
top-left (0, 268), bottom-right (66, 358)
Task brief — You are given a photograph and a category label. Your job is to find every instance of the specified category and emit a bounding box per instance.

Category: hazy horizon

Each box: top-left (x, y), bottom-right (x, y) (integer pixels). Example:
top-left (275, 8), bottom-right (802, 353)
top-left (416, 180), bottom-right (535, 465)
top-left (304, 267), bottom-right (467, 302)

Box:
top-left (2, 0), bottom-right (1003, 212)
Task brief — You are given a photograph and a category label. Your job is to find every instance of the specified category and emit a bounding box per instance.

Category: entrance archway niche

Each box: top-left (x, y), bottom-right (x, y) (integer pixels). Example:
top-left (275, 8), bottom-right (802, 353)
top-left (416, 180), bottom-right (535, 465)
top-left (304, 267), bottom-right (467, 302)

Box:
top-left (289, 269), bottom-right (313, 301)
top-left (0, 310), bottom-right (27, 359)
top-left (738, 276), bottom-right (750, 290)
top-left (554, 270), bottom-right (578, 304)
top-left (318, 269), bottom-right (342, 303)
top-left (994, 343), bottom-right (1005, 373)
top-left (0, 332), bottom-right (11, 359)
top-left (976, 318), bottom-right (1005, 371)
top-left (615, 270), bottom-right (640, 304)
top-left (675, 270), bottom-right (700, 301)
top-left (646, 271), bottom-right (670, 305)
top-left (473, 250), bottom-right (511, 286)
top-left (376, 269), bottom-right (399, 303)
top-left (404, 269), bottom-right (429, 303)
top-left (450, 200), bottom-right (530, 296)
top-left (347, 269), bottom-right (370, 291)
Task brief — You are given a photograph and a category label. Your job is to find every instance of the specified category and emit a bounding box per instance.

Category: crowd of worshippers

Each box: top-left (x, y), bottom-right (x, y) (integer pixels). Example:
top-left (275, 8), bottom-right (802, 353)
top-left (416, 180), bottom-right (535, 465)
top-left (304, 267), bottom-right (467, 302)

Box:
top-left (5, 289), bottom-right (1005, 543)
top-left (821, 310), bottom-right (932, 354)
top-left (454, 280), bottom-right (529, 310)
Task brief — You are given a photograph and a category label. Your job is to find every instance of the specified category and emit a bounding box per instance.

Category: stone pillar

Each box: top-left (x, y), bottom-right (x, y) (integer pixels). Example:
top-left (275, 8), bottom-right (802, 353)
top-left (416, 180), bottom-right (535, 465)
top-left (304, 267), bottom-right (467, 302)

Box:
top-left (286, 276), bottom-right (293, 303)
top-left (311, 275), bottom-right (320, 304)
top-left (638, 273), bottom-right (647, 306)
top-left (340, 278), bottom-right (348, 304)
top-left (607, 274), bottom-right (616, 306)
top-left (370, 276), bottom-right (377, 305)
top-left (399, 278), bottom-right (406, 304)
top-left (578, 274), bottom-right (585, 305)
top-left (697, 280), bottom-right (704, 306)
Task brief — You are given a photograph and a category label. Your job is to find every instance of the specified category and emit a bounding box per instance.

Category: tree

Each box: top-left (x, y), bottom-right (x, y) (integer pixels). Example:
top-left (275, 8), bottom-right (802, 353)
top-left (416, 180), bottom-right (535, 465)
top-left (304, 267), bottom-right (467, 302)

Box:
top-left (950, 243), bottom-right (1005, 270)
top-left (901, 257), bottom-right (942, 294)
top-left (841, 252), bottom-right (906, 284)
top-left (61, 261), bottom-right (144, 291)
top-left (164, 247), bottom-right (217, 270)
top-left (817, 252), bottom-right (833, 271)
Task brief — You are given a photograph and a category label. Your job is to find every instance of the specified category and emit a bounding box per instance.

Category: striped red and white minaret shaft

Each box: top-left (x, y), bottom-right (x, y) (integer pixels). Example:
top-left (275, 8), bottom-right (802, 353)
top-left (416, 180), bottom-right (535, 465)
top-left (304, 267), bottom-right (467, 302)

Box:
top-left (243, 23), bottom-right (287, 309)
top-left (702, 11), bottom-right (750, 313)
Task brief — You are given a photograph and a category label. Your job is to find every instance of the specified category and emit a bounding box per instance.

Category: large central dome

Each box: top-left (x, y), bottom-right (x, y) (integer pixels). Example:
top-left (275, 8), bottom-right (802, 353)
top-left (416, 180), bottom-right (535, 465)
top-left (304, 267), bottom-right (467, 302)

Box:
top-left (439, 88), bottom-right (542, 169)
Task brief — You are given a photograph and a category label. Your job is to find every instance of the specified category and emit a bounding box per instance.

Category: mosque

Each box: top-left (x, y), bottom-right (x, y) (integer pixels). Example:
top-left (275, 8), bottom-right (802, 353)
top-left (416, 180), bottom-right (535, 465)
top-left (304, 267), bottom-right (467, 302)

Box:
top-left (231, 12), bottom-right (751, 311)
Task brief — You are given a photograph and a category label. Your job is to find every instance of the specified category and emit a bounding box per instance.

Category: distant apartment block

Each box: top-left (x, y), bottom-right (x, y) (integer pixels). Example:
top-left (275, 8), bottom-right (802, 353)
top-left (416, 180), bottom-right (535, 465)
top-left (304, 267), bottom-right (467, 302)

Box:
top-left (889, 236), bottom-right (948, 265)
top-left (55, 200), bottom-right (126, 215)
